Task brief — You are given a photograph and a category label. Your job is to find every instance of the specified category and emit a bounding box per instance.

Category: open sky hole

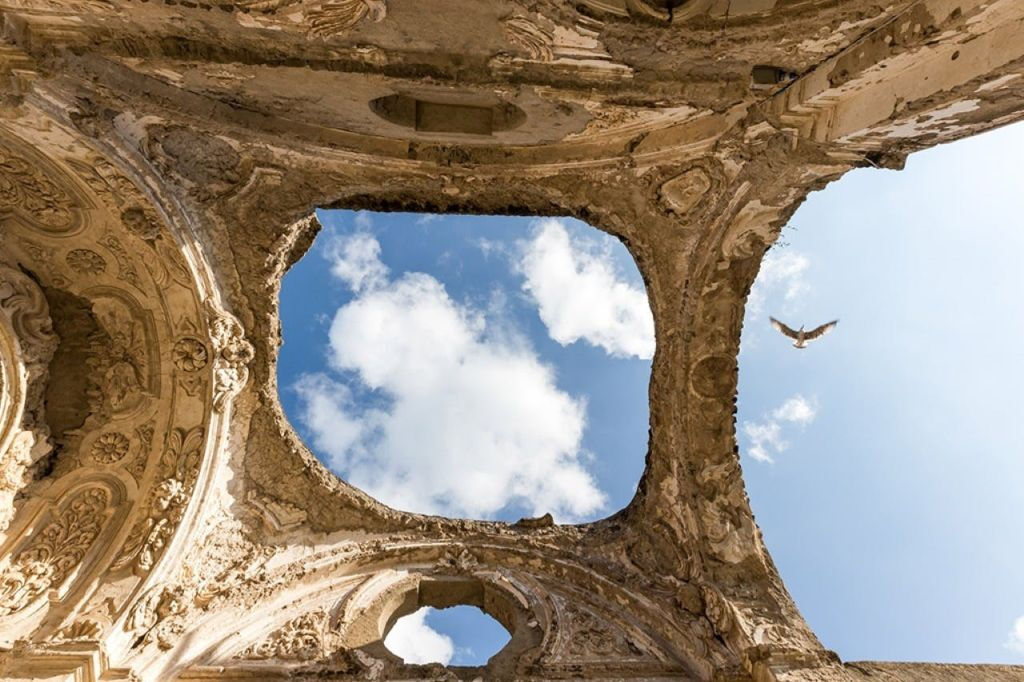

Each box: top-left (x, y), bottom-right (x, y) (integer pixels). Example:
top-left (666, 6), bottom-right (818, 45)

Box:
top-left (738, 121), bottom-right (1024, 664)
top-left (383, 605), bottom-right (511, 666)
top-left (278, 210), bottom-right (652, 523)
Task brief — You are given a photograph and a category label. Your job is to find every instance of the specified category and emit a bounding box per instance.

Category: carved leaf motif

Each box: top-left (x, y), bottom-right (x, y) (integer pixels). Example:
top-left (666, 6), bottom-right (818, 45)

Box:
top-left (235, 609), bottom-right (327, 660)
top-left (160, 426), bottom-right (206, 483)
top-left (0, 143), bottom-right (76, 233)
top-left (206, 301), bottom-right (253, 412)
top-left (112, 426), bottom-right (204, 574)
top-left (97, 234), bottom-right (142, 288)
top-left (434, 547), bottom-right (480, 574)
top-left (65, 248), bottom-right (107, 275)
top-left (52, 618), bottom-right (103, 642)
top-left (0, 487), bottom-right (110, 616)
top-left (89, 297), bottom-right (149, 414)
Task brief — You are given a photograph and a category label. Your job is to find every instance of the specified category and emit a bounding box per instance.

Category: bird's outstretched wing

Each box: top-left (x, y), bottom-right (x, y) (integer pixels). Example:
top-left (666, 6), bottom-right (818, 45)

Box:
top-left (770, 317), bottom-right (799, 339)
top-left (804, 319), bottom-right (838, 340)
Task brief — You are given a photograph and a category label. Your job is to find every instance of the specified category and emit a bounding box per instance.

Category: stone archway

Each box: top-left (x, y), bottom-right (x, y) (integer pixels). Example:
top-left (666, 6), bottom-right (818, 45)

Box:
top-left (0, 1), bottom-right (1022, 680)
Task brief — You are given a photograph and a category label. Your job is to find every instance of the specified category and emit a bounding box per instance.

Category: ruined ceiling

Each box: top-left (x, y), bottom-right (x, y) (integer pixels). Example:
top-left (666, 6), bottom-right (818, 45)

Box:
top-left (0, 1), bottom-right (1022, 680)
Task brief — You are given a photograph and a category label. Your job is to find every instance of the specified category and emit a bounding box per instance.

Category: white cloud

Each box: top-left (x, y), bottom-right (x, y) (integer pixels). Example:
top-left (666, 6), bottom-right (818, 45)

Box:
top-left (295, 231), bottom-right (606, 520)
top-left (518, 219), bottom-right (654, 359)
top-left (772, 395), bottom-right (817, 425)
top-left (416, 213), bottom-right (442, 226)
top-left (323, 230), bottom-right (389, 293)
top-left (476, 237), bottom-right (510, 260)
top-left (385, 608), bottom-right (454, 664)
top-left (743, 395), bottom-right (817, 463)
top-left (747, 249), bottom-right (810, 319)
top-left (354, 211), bottom-right (373, 231)
top-left (1007, 616), bottom-right (1024, 655)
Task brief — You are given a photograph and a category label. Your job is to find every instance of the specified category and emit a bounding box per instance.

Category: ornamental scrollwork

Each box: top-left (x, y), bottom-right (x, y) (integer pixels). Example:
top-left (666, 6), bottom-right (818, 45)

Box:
top-left (65, 248), bottom-right (107, 275)
top-left (91, 296), bottom-right (150, 414)
top-left (206, 300), bottom-right (254, 413)
top-left (0, 487), bottom-right (111, 617)
top-left (0, 263), bottom-right (58, 366)
top-left (0, 140), bottom-right (81, 235)
top-left (234, 609), bottom-right (328, 660)
top-left (111, 427), bottom-right (204, 575)
top-left (233, 0), bottom-right (387, 39)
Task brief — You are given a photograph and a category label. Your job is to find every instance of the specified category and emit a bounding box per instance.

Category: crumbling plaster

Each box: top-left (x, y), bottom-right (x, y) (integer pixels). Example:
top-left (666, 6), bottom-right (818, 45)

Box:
top-left (0, 1), bottom-right (1021, 680)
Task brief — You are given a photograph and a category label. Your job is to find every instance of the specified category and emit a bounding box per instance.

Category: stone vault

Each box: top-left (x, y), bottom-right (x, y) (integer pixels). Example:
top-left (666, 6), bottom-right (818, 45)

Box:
top-left (0, 1), bottom-right (1022, 680)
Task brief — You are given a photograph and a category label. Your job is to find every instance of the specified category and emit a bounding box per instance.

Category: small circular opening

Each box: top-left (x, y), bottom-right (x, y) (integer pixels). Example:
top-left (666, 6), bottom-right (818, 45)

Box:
top-left (384, 605), bottom-right (511, 666)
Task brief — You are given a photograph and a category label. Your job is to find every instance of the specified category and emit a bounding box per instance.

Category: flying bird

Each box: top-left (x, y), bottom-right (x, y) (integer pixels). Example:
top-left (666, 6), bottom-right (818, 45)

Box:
top-left (770, 317), bottom-right (838, 349)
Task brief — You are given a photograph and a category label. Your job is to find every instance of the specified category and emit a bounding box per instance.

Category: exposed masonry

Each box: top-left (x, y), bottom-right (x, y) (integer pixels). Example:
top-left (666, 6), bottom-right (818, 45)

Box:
top-left (0, 1), bottom-right (1022, 680)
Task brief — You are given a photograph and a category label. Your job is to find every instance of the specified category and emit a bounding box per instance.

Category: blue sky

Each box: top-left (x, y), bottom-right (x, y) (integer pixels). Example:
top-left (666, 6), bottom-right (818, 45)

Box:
top-left (738, 121), bottom-right (1024, 665)
top-left (277, 121), bottom-right (1024, 666)
top-left (278, 211), bottom-right (651, 524)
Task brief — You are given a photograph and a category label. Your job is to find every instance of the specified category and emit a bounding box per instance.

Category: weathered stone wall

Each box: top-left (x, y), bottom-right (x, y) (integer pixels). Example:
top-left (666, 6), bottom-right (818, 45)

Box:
top-left (0, 1), bottom-right (1020, 679)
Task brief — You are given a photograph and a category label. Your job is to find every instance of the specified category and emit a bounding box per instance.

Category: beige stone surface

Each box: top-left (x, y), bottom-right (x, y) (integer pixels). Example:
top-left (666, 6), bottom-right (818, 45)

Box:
top-left (0, 1), bottom-right (1020, 679)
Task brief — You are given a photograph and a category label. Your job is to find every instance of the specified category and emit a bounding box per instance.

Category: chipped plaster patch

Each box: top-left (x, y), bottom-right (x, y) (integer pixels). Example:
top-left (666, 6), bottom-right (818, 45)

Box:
top-left (841, 99), bottom-right (981, 142)
top-left (977, 73), bottom-right (1022, 92)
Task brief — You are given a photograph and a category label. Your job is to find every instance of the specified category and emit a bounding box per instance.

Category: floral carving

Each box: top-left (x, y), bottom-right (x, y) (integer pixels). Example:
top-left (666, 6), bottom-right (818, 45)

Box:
top-left (91, 297), bottom-right (149, 413)
top-left (434, 547), bottom-right (480, 574)
top-left (159, 426), bottom-right (206, 486)
top-left (90, 431), bottom-right (130, 463)
top-left (173, 338), bottom-right (209, 372)
top-left (206, 301), bottom-right (254, 412)
top-left (126, 584), bottom-right (188, 651)
top-left (112, 427), bottom-right (204, 575)
top-left (235, 610), bottom-right (327, 660)
top-left (112, 479), bottom-right (187, 575)
top-left (65, 248), bottom-right (107, 275)
top-left (0, 487), bottom-right (110, 616)
top-left (0, 140), bottom-right (79, 234)
top-left (97, 233), bottom-right (142, 288)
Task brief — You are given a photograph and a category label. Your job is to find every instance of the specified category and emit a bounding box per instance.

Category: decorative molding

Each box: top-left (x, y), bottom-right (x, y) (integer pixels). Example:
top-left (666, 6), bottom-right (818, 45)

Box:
top-left (111, 427), bottom-right (204, 575)
top-left (0, 487), bottom-right (110, 617)
top-left (247, 490), bottom-right (307, 532)
top-left (234, 609), bottom-right (328, 660)
top-left (205, 300), bottom-right (254, 413)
